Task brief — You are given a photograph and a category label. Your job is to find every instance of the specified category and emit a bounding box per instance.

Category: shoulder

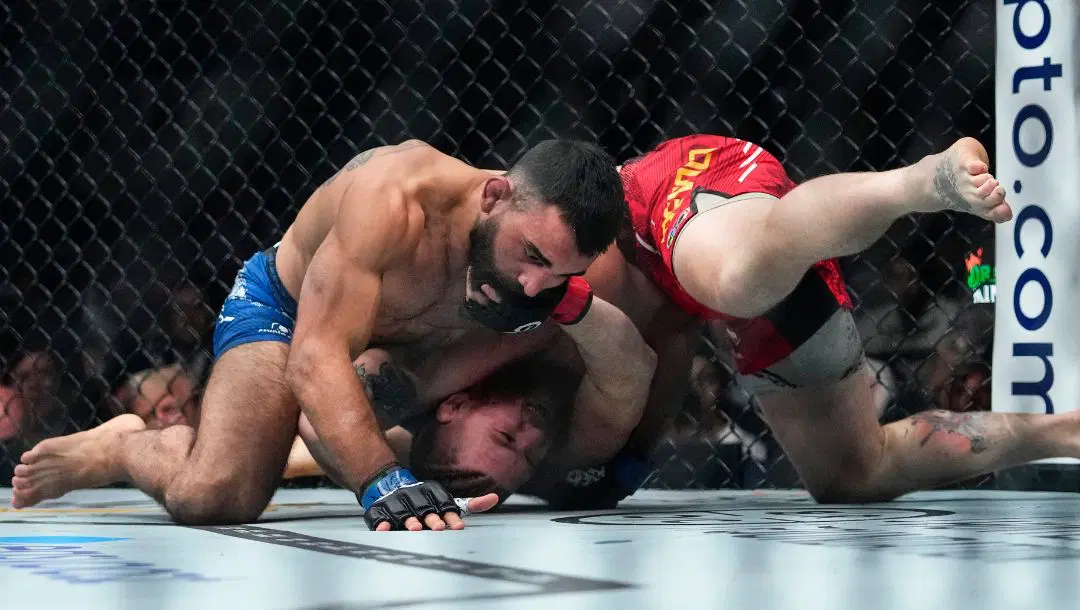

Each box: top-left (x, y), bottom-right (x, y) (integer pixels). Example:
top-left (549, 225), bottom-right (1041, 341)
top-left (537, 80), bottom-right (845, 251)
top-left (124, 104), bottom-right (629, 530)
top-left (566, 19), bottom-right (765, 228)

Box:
top-left (359, 141), bottom-right (469, 197)
top-left (324, 140), bottom-right (447, 189)
top-left (373, 140), bottom-right (452, 174)
top-left (328, 178), bottom-right (424, 270)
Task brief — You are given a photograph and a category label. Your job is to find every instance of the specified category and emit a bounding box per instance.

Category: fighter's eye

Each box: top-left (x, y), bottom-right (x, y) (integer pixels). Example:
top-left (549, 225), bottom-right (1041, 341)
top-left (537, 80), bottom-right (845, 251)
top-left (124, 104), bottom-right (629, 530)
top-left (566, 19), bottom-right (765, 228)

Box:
top-left (493, 430), bottom-right (512, 447)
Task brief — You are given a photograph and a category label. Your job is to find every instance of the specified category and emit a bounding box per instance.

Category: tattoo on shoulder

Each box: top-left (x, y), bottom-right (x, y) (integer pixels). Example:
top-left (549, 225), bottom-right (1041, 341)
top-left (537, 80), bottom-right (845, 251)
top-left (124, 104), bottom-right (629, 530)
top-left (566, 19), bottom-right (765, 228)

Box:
top-left (932, 151), bottom-right (972, 212)
top-left (322, 149), bottom-right (377, 188)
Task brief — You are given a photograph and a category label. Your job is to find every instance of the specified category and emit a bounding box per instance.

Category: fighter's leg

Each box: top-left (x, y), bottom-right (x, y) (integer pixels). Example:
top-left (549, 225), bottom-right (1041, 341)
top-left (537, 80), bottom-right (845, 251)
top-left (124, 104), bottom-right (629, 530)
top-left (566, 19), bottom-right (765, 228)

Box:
top-left (672, 138), bottom-right (1011, 318)
top-left (758, 365), bottom-right (1080, 502)
top-left (14, 342), bottom-right (299, 523)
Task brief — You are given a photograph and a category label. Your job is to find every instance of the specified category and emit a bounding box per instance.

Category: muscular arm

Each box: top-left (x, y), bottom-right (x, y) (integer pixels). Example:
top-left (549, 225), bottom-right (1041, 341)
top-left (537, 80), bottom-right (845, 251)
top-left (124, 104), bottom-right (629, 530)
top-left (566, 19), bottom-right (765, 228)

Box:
top-left (414, 327), bottom-right (559, 406)
top-left (285, 154), bottom-right (424, 493)
top-left (558, 296), bottom-right (657, 464)
top-left (622, 317), bottom-right (699, 456)
top-left (288, 349), bottom-right (421, 484)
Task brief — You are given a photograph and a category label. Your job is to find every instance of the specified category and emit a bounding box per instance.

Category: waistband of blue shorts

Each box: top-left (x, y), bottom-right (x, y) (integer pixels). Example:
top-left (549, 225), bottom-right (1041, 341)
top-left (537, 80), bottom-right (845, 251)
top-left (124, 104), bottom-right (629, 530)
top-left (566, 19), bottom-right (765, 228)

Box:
top-left (261, 243), bottom-right (299, 318)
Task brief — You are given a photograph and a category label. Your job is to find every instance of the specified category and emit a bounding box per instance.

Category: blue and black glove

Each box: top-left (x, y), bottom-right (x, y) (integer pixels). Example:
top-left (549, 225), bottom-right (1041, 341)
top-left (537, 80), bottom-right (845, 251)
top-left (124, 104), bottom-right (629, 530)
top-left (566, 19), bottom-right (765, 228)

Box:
top-left (539, 450), bottom-right (656, 511)
top-left (358, 464), bottom-right (459, 530)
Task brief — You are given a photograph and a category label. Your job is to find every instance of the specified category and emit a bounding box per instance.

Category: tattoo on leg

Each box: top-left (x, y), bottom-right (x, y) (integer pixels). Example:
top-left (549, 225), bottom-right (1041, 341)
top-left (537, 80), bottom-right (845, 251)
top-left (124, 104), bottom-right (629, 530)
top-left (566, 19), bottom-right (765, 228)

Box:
top-left (910, 410), bottom-right (991, 454)
top-left (932, 151), bottom-right (972, 212)
top-left (322, 149), bottom-right (377, 187)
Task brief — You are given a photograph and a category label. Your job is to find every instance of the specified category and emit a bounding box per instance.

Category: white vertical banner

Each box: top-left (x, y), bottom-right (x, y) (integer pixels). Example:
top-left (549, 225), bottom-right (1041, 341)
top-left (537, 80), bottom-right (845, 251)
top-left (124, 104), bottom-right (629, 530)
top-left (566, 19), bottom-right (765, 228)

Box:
top-left (993, 0), bottom-right (1080, 443)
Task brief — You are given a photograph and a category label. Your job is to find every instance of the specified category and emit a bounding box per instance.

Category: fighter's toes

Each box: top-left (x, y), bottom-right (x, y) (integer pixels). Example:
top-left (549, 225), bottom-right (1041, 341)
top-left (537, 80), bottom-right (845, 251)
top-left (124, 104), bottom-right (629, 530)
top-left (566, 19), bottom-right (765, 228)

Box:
top-left (963, 157), bottom-right (989, 177)
top-left (927, 139), bottom-right (1011, 222)
top-left (11, 484), bottom-right (42, 509)
top-left (976, 177), bottom-right (999, 199)
top-left (952, 137), bottom-right (991, 173)
top-left (20, 447), bottom-right (41, 465)
top-left (986, 201), bottom-right (1013, 223)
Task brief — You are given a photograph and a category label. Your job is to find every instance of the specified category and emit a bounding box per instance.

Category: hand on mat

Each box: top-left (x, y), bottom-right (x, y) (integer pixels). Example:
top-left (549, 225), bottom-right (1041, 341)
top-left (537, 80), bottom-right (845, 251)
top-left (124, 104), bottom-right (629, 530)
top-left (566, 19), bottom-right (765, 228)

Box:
top-left (372, 493), bottom-right (500, 532)
top-left (358, 464), bottom-right (499, 531)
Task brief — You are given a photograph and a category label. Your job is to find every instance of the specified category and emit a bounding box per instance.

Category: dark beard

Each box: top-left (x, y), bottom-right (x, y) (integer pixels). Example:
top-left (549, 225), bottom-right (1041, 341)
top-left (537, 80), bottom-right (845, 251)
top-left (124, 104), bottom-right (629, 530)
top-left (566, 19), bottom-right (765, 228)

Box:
top-left (466, 218), bottom-right (522, 300)
top-left (462, 218), bottom-right (569, 333)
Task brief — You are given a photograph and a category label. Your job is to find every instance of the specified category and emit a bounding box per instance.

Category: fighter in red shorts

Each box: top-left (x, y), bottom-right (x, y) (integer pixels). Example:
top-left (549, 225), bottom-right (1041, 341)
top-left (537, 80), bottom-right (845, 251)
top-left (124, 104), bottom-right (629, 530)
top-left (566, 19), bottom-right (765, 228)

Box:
top-left (617, 134), bottom-right (857, 384)
top-left (549, 134), bottom-right (1080, 508)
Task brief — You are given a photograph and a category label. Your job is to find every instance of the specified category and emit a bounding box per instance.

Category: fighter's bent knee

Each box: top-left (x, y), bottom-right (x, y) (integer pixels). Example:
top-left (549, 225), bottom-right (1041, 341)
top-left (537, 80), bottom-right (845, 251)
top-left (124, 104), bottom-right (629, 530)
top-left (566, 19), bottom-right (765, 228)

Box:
top-left (164, 480), bottom-right (268, 525)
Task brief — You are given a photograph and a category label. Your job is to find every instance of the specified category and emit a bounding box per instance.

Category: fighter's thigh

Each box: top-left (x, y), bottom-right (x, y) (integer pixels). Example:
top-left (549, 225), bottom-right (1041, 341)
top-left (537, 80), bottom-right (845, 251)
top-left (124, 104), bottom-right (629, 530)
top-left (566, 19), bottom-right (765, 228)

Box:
top-left (755, 364), bottom-right (886, 501)
top-left (669, 193), bottom-right (788, 317)
top-left (187, 341), bottom-right (299, 498)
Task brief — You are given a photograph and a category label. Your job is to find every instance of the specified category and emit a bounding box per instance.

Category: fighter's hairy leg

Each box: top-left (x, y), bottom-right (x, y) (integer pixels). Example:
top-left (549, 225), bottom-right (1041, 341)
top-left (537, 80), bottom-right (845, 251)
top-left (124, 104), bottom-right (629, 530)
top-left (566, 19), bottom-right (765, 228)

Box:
top-left (14, 342), bottom-right (299, 523)
top-left (12, 414), bottom-right (147, 508)
top-left (672, 138), bottom-right (1011, 318)
top-left (758, 364), bottom-right (1080, 502)
top-left (163, 341), bottom-right (299, 523)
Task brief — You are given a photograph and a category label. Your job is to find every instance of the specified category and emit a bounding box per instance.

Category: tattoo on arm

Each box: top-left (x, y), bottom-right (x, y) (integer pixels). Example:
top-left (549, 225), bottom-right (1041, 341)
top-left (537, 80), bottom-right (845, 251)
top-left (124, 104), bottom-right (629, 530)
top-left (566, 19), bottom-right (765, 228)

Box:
top-left (354, 361), bottom-right (419, 421)
top-left (932, 151), bottom-right (972, 212)
top-left (322, 149), bottom-right (377, 188)
top-left (909, 410), bottom-right (991, 454)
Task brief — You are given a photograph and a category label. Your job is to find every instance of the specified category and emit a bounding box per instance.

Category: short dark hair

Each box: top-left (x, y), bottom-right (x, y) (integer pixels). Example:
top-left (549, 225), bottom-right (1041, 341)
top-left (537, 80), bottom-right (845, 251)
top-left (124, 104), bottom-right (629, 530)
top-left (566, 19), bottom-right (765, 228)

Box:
top-left (507, 139), bottom-right (624, 256)
top-left (466, 356), bottom-right (578, 438)
top-left (409, 355), bottom-right (580, 497)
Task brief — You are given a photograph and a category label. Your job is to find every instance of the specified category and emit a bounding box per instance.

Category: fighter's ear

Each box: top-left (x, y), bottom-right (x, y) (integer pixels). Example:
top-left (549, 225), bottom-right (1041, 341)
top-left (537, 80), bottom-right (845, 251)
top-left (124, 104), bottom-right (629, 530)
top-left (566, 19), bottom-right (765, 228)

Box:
top-left (436, 392), bottom-right (470, 422)
top-left (481, 176), bottom-right (512, 213)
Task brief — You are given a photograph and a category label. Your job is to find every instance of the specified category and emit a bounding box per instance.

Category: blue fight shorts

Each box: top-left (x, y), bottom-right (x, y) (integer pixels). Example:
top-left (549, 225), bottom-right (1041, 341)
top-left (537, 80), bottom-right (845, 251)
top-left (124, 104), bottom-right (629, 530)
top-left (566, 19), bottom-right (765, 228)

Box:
top-left (212, 244), bottom-right (299, 360)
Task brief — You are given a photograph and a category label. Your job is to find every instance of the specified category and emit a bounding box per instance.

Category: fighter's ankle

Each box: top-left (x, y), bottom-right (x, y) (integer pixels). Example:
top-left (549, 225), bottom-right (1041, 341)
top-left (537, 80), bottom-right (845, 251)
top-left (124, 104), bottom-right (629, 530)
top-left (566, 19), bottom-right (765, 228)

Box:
top-left (903, 154), bottom-right (942, 214)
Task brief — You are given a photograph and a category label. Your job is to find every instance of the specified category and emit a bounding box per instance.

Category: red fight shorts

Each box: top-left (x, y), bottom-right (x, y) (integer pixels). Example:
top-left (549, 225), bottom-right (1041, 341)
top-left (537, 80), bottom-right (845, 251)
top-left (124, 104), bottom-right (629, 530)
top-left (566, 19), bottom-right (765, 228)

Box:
top-left (617, 134), bottom-right (863, 390)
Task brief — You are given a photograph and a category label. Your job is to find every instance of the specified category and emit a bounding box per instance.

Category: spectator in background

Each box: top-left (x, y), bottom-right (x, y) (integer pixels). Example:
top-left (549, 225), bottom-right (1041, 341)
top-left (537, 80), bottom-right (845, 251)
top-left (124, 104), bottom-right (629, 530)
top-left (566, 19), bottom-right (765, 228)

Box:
top-left (0, 386), bottom-right (25, 443)
top-left (0, 350), bottom-right (65, 484)
top-left (937, 362), bottom-right (991, 413)
top-left (2, 351), bottom-right (61, 442)
top-left (114, 364), bottom-right (200, 429)
top-left (162, 281), bottom-right (214, 370)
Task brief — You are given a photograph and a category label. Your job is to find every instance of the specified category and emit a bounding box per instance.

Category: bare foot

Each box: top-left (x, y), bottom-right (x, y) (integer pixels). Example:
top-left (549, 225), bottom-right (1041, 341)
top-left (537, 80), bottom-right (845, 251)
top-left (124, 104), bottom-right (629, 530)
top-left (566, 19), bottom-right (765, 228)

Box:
top-left (918, 137), bottom-right (1012, 223)
top-left (10, 414), bottom-right (146, 508)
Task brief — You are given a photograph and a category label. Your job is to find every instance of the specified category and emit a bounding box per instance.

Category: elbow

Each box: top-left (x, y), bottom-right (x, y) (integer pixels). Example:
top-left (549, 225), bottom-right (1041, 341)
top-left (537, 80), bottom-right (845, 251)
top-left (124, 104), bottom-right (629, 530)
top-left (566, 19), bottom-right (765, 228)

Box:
top-left (284, 353), bottom-right (311, 403)
top-left (571, 413), bottom-right (637, 465)
top-left (284, 342), bottom-right (323, 405)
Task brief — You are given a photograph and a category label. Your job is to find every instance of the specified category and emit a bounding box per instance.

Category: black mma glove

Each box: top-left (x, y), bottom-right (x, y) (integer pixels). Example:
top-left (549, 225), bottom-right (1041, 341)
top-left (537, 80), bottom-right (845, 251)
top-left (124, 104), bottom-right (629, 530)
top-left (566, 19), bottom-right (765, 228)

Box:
top-left (463, 275), bottom-right (593, 334)
top-left (357, 464), bottom-right (459, 530)
top-left (537, 449), bottom-right (656, 511)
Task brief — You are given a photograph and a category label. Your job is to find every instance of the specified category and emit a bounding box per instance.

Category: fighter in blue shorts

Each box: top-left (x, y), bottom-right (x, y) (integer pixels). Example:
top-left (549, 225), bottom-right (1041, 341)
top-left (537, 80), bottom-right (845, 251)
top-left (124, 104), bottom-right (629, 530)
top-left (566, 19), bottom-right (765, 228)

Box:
top-left (12, 139), bottom-right (655, 532)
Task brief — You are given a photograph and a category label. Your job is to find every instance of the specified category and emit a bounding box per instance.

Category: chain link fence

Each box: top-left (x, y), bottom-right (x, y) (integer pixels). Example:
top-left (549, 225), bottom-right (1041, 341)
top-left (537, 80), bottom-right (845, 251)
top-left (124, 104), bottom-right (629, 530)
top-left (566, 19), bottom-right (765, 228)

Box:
top-left (1, 1), bottom-right (999, 491)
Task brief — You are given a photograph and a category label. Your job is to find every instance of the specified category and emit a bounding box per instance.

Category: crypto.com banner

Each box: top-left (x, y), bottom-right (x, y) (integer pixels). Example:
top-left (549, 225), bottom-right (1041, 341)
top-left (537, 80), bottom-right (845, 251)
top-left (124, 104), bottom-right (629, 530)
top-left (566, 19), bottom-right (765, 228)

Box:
top-left (994, 0), bottom-right (1079, 443)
